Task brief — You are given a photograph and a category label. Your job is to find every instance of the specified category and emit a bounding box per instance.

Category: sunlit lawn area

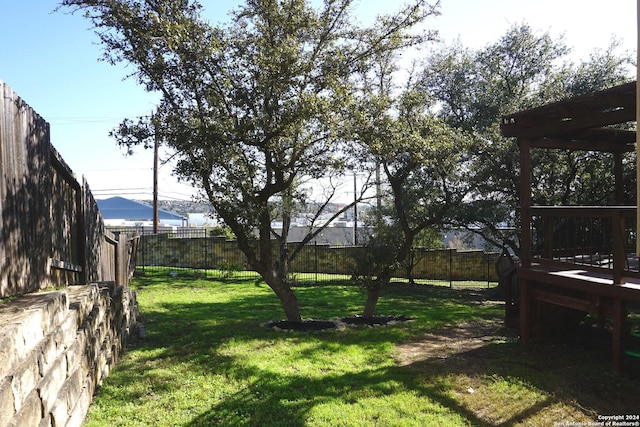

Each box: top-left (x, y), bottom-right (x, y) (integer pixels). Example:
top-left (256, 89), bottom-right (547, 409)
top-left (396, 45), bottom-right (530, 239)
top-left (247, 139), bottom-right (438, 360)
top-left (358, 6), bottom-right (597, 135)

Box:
top-left (84, 272), bottom-right (640, 426)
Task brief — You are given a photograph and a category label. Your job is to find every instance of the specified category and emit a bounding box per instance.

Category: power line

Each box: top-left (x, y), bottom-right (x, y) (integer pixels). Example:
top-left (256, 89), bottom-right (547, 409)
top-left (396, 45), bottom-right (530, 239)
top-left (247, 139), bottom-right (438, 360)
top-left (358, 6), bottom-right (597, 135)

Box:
top-left (92, 187), bottom-right (151, 192)
top-left (79, 167), bottom-right (154, 172)
top-left (47, 117), bottom-right (126, 125)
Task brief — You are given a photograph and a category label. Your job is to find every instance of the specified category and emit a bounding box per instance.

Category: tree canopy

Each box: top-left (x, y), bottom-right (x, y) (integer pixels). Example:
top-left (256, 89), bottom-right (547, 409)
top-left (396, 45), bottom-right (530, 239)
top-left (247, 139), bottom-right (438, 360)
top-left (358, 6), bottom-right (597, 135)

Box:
top-left (60, 0), bottom-right (441, 322)
top-left (58, 0), bottom-right (635, 320)
top-left (420, 24), bottom-right (635, 254)
top-left (348, 48), bottom-right (474, 316)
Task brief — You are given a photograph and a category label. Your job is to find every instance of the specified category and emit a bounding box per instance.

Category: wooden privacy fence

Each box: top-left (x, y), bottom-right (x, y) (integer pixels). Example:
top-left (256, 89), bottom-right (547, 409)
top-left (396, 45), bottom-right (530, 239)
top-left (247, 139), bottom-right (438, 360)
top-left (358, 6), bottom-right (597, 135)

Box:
top-left (0, 80), bottom-right (138, 298)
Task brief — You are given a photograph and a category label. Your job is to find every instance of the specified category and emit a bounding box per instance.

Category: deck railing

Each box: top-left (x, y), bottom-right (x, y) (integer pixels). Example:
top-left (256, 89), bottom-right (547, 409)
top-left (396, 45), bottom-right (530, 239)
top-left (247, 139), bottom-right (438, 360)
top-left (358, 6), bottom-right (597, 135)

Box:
top-left (526, 206), bottom-right (638, 284)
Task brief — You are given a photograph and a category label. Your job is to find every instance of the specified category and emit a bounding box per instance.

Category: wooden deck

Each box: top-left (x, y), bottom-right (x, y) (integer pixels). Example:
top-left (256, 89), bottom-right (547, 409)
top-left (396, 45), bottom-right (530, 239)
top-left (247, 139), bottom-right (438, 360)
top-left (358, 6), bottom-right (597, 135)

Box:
top-left (499, 81), bottom-right (640, 373)
top-left (517, 263), bottom-right (640, 372)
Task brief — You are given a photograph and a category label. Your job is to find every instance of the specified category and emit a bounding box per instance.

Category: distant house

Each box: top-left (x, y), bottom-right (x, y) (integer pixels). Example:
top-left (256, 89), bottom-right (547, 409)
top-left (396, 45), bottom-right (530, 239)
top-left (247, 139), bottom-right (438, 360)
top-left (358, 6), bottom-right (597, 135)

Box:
top-left (270, 224), bottom-right (367, 246)
top-left (186, 212), bottom-right (218, 227)
top-left (96, 196), bottom-right (186, 227)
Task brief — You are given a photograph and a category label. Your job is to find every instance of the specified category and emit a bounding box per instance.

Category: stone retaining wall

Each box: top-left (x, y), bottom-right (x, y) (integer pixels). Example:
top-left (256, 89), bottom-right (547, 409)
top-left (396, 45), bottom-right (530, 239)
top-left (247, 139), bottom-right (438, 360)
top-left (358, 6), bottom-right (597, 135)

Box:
top-left (0, 283), bottom-right (138, 427)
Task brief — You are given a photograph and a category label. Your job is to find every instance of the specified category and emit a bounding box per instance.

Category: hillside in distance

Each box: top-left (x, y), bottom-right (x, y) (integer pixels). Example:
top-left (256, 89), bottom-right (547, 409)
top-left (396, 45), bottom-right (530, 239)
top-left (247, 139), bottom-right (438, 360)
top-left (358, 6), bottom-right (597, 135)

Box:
top-left (139, 200), bottom-right (352, 219)
top-left (137, 200), bottom-right (212, 217)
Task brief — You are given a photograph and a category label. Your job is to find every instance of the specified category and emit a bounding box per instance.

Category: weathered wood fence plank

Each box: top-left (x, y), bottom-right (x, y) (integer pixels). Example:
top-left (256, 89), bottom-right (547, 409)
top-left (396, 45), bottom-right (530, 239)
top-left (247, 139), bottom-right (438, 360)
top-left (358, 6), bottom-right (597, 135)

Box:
top-left (0, 80), bottom-right (137, 298)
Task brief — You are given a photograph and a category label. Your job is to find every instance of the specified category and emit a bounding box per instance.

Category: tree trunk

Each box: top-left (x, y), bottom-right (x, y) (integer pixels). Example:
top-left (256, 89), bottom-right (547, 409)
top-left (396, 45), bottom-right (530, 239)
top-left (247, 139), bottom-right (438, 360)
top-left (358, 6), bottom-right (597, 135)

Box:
top-left (276, 241), bottom-right (290, 280)
top-left (256, 207), bottom-right (301, 322)
top-left (363, 286), bottom-right (380, 319)
top-left (406, 251), bottom-right (415, 285)
top-left (235, 231), bottom-right (302, 323)
top-left (267, 273), bottom-right (302, 323)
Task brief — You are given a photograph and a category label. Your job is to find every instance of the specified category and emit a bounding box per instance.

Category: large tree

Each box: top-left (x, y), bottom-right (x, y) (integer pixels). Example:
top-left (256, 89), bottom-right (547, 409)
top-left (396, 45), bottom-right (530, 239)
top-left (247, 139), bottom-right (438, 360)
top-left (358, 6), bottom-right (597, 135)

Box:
top-left (353, 109), bottom-right (473, 317)
top-left (59, 0), bottom-right (441, 322)
top-left (420, 24), bottom-right (635, 255)
top-left (351, 53), bottom-right (473, 317)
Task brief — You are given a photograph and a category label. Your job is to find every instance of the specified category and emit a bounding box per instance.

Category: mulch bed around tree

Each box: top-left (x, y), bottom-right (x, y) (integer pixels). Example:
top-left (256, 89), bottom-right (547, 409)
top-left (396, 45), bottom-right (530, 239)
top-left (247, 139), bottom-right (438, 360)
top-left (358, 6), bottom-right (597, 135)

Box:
top-left (263, 315), bottom-right (415, 332)
top-left (341, 314), bottom-right (415, 326)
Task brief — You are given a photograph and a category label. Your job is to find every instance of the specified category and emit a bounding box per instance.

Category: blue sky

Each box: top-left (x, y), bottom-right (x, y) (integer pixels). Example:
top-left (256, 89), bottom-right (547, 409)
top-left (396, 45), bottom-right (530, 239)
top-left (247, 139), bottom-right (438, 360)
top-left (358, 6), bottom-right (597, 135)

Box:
top-left (0, 1), bottom-right (636, 201)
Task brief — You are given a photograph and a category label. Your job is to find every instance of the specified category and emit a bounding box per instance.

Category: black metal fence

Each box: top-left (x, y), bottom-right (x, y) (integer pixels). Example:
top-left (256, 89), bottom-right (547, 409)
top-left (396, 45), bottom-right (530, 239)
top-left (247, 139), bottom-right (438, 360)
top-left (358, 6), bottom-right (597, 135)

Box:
top-left (108, 227), bottom-right (499, 288)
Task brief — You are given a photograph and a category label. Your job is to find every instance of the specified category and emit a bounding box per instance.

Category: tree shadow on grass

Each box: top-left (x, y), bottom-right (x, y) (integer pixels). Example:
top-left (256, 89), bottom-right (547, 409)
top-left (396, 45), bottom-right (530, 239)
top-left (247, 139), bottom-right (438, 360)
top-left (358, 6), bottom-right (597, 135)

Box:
top-left (180, 329), bottom-right (640, 427)
top-left (110, 280), bottom-right (635, 426)
top-left (394, 322), bottom-right (640, 425)
top-left (182, 359), bottom-right (494, 427)
top-left (113, 287), bottom-right (496, 425)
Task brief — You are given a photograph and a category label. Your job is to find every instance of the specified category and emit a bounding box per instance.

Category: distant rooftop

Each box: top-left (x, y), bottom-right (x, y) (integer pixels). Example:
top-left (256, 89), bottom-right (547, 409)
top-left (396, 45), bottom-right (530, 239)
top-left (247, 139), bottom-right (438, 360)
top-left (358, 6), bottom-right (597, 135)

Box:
top-left (97, 196), bottom-right (186, 221)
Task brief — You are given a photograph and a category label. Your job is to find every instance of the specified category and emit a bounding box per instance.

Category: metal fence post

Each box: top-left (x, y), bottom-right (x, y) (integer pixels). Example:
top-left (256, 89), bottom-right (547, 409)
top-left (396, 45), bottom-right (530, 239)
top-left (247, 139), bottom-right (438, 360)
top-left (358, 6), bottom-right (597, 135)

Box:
top-left (449, 248), bottom-right (453, 288)
top-left (204, 232), bottom-right (208, 278)
top-left (139, 228), bottom-right (145, 275)
top-left (486, 251), bottom-right (490, 288)
top-left (314, 241), bottom-right (318, 285)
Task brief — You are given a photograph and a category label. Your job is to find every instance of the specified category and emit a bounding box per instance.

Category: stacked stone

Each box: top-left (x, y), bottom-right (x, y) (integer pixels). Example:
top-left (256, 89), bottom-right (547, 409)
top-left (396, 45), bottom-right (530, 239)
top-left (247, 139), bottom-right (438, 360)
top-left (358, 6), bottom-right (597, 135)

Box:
top-left (0, 283), bottom-right (138, 427)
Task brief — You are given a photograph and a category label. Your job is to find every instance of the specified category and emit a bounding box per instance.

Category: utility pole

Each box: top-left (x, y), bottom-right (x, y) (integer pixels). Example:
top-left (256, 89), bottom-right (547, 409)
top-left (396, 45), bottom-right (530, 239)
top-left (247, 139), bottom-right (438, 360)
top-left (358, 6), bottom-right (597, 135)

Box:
top-left (153, 116), bottom-right (159, 234)
top-left (353, 172), bottom-right (358, 245)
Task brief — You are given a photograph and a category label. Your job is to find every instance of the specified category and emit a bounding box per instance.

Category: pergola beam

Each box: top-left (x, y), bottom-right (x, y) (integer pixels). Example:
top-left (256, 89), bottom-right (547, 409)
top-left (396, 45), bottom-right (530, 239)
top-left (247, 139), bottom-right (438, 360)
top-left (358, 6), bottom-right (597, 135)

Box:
top-left (529, 138), bottom-right (634, 153)
top-left (501, 81), bottom-right (636, 141)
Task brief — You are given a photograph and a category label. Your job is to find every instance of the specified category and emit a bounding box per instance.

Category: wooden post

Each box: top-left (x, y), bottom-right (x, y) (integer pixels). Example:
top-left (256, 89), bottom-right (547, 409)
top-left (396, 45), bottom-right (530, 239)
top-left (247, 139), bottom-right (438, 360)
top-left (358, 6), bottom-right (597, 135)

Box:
top-left (519, 278), bottom-right (531, 345)
top-left (114, 238), bottom-right (120, 285)
top-left (612, 210), bottom-right (625, 285)
top-left (519, 139), bottom-right (532, 267)
top-left (116, 233), bottom-right (130, 287)
top-left (612, 298), bottom-right (626, 373)
top-left (614, 152), bottom-right (624, 204)
top-left (76, 178), bottom-right (87, 284)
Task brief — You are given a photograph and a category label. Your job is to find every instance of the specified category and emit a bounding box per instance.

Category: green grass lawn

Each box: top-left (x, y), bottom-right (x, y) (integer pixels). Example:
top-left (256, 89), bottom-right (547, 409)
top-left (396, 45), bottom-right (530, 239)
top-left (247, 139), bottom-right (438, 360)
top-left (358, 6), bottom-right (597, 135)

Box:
top-left (84, 272), bottom-right (640, 426)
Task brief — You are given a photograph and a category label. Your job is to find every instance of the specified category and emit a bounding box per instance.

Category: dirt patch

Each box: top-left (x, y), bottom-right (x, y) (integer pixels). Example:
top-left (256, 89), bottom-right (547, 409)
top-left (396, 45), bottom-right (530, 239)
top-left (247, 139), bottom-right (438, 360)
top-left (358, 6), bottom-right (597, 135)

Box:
top-left (393, 319), bottom-right (518, 366)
